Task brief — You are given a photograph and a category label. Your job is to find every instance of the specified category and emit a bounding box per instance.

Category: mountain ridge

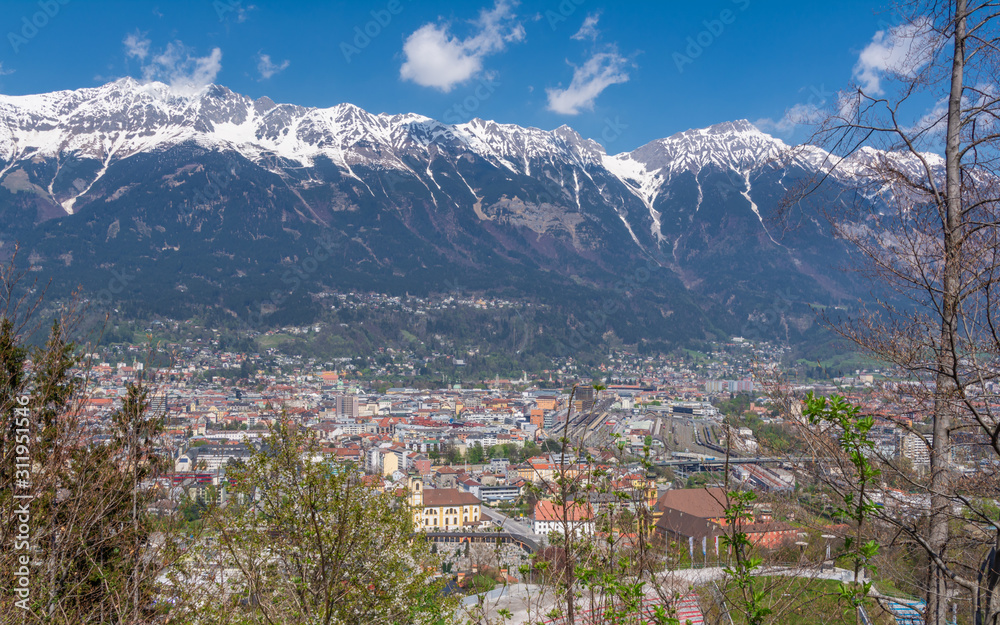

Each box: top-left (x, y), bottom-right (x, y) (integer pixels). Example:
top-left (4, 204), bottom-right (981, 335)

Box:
top-left (0, 79), bottom-right (908, 352)
top-left (0, 79), bottom-right (833, 222)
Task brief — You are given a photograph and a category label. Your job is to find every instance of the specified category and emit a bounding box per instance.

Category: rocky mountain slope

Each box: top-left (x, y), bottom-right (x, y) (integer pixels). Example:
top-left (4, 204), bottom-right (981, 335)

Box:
top-left (0, 78), bottom-right (915, 348)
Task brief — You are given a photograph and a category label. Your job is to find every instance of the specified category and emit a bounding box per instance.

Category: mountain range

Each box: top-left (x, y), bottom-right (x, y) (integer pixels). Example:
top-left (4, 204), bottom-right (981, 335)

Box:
top-left (0, 78), bottom-right (917, 351)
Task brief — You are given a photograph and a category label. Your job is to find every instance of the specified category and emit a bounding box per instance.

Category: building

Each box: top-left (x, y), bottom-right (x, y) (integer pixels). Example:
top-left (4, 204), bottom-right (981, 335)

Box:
top-left (536, 396), bottom-right (558, 411)
top-left (742, 522), bottom-right (798, 548)
top-left (654, 487), bottom-right (729, 525)
top-left (415, 488), bottom-right (482, 531)
top-left (148, 393), bottom-right (170, 415)
top-left (653, 487), bottom-right (796, 551)
top-left (178, 443), bottom-right (253, 471)
top-left (900, 432), bottom-right (932, 467)
top-left (476, 484), bottom-right (522, 503)
top-left (530, 409), bottom-right (545, 430)
top-left (367, 447), bottom-right (402, 476)
top-left (337, 394), bottom-right (359, 419)
top-left (704, 380), bottom-right (754, 394)
top-left (575, 386), bottom-right (596, 412)
top-left (654, 508), bottom-right (722, 553)
top-left (532, 500), bottom-right (595, 537)
top-left (543, 411), bottom-right (557, 430)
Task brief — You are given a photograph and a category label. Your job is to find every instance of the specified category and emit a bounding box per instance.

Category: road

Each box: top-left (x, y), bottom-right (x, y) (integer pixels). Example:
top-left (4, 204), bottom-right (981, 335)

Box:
top-left (480, 507), bottom-right (545, 545)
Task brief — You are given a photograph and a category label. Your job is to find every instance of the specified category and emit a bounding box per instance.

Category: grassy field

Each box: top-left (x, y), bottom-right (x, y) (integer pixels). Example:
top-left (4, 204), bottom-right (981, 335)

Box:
top-left (256, 333), bottom-right (301, 349)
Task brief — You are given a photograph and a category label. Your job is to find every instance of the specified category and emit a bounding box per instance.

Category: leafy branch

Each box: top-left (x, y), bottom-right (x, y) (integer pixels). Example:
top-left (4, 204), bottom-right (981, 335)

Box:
top-left (803, 392), bottom-right (880, 615)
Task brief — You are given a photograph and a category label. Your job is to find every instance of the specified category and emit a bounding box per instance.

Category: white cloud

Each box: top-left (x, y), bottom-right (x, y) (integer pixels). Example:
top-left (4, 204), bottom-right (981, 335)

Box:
top-left (572, 13), bottom-right (601, 41)
top-left (837, 90), bottom-right (861, 120)
top-left (123, 31), bottom-right (151, 60)
top-left (546, 51), bottom-right (629, 115)
top-left (754, 102), bottom-right (825, 136)
top-left (235, 3), bottom-right (254, 23)
top-left (217, 1), bottom-right (255, 23)
top-left (853, 18), bottom-right (938, 95)
top-left (137, 41), bottom-right (223, 95)
top-left (256, 53), bottom-right (289, 80)
top-left (400, 0), bottom-right (525, 92)
top-left (400, 25), bottom-right (481, 91)
top-left (908, 85), bottom-right (996, 139)
top-left (907, 99), bottom-right (948, 137)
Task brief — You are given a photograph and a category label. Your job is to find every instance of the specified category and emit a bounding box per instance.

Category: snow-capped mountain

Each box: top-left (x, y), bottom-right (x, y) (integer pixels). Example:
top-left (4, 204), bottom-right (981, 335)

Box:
top-left (0, 79), bottom-right (898, 344)
top-left (0, 78), bottom-right (611, 213)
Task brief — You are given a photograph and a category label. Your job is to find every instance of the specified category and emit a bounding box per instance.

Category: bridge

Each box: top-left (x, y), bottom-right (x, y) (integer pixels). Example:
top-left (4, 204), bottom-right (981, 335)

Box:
top-left (420, 531), bottom-right (540, 554)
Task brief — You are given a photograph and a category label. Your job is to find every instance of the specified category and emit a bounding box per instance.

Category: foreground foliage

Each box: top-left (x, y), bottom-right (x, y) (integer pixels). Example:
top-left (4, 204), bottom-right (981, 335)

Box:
top-left (164, 421), bottom-right (453, 625)
top-left (1, 309), bottom-right (167, 623)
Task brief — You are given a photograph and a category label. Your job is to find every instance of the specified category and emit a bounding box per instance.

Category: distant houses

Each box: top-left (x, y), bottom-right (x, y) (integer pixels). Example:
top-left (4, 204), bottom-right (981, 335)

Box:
top-left (653, 487), bottom-right (798, 552)
top-left (531, 500), bottom-right (595, 538)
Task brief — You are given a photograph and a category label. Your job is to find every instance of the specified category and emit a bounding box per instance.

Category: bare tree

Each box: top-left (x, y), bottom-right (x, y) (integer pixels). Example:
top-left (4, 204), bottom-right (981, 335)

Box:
top-left (790, 2), bottom-right (1000, 623)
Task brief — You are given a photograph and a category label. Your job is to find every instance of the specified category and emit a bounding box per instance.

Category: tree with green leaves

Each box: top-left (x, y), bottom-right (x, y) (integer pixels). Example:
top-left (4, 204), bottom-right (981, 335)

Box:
top-left (720, 489), bottom-right (773, 625)
top-left (803, 393), bottom-right (881, 621)
top-left (468, 442), bottom-right (487, 465)
top-left (166, 420), bottom-right (452, 625)
top-left (515, 384), bottom-right (685, 625)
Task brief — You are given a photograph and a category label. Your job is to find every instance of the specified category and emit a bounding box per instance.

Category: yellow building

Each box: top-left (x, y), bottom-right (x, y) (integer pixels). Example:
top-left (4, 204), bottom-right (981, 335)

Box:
top-left (410, 484), bottom-right (481, 531)
top-left (513, 464), bottom-right (536, 481)
top-left (381, 451), bottom-right (400, 477)
top-left (530, 462), bottom-right (556, 482)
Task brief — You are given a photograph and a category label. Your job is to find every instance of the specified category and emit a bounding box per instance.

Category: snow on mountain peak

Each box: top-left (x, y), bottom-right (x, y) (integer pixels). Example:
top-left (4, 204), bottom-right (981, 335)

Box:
top-left (0, 80), bottom-right (623, 177)
top-left (0, 79), bottom-right (937, 226)
top-left (623, 119), bottom-right (788, 179)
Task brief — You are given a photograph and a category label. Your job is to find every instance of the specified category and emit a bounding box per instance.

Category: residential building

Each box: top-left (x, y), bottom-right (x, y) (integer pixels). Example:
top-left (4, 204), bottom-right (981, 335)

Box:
top-left (532, 500), bottom-right (594, 537)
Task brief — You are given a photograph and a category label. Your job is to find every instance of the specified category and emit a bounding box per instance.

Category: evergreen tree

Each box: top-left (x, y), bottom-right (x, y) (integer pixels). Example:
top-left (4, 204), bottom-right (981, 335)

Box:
top-left (0, 311), bottom-right (168, 622)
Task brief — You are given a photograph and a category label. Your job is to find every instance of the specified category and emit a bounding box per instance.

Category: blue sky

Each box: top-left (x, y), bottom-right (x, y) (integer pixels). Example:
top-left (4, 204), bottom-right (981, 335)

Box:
top-left (0, 0), bottom-right (903, 152)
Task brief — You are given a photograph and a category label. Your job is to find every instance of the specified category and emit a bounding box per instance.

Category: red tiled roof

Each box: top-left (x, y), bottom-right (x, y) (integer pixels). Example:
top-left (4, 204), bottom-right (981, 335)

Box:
top-left (422, 488), bottom-right (480, 507)
top-left (533, 500), bottom-right (593, 522)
